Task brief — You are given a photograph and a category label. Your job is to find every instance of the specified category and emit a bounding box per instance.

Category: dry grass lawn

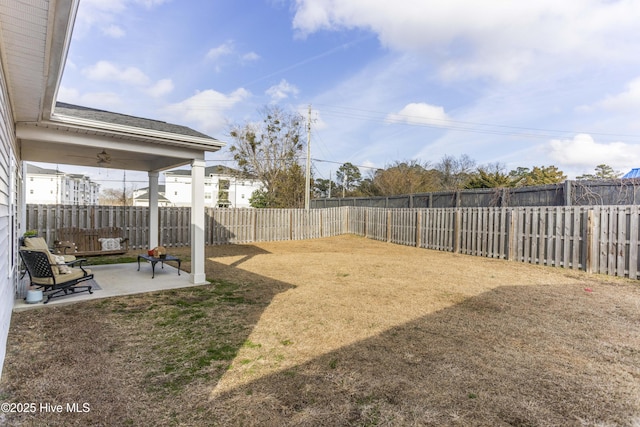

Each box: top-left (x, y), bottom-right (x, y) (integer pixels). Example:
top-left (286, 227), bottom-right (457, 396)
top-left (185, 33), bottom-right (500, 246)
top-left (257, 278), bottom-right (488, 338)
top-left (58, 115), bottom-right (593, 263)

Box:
top-left (1, 234), bottom-right (639, 426)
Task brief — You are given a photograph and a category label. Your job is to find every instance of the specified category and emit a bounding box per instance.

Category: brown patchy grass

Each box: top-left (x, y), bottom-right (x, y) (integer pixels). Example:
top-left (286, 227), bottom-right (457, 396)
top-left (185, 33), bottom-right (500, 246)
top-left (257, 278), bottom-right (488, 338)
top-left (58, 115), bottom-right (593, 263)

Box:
top-left (1, 234), bottom-right (640, 426)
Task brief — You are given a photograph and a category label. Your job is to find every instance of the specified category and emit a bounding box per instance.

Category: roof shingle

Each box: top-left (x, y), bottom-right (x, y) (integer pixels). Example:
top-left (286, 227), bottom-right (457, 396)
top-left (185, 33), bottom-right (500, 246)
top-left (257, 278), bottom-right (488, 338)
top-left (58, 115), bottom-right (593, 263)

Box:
top-left (55, 102), bottom-right (215, 140)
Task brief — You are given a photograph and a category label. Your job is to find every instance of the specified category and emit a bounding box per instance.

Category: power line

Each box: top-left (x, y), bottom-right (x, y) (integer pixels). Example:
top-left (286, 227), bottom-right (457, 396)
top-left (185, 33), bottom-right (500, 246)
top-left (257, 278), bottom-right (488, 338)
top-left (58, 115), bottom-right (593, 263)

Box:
top-left (312, 158), bottom-right (381, 171)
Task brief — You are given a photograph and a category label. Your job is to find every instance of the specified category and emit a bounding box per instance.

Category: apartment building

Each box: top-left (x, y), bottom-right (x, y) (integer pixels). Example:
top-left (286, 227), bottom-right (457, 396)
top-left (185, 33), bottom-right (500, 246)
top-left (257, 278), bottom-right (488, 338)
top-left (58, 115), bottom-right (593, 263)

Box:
top-left (25, 164), bottom-right (100, 205)
top-left (164, 165), bottom-right (261, 208)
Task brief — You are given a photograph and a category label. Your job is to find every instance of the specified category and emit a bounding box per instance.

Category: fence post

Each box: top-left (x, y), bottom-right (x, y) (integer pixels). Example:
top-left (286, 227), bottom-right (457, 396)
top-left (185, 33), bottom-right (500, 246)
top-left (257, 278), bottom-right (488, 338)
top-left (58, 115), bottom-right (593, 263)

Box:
top-left (364, 208), bottom-right (368, 238)
top-left (586, 209), bottom-right (598, 274)
top-left (507, 209), bottom-right (517, 261)
top-left (416, 210), bottom-right (422, 248)
top-left (344, 206), bottom-right (350, 234)
top-left (252, 209), bottom-right (257, 242)
top-left (289, 210), bottom-right (293, 241)
top-left (629, 206), bottom-right (639, 279)
top-left (565, 180), bottom-right (573, 206)
top-left (386, 210), bottom-right (392, 242)
top-left (453, 209), bottom-right (461, 253)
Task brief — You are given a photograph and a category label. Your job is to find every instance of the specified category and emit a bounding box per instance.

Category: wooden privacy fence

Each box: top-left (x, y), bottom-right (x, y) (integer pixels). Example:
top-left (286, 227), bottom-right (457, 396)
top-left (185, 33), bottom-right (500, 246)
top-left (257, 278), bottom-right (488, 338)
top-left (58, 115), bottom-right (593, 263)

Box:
top-left (347, 206), bottom-right (640, 279)
top-left (25, 204), bottom-right (640, 279)
top-left (25, 205), bottom-right (347, 248)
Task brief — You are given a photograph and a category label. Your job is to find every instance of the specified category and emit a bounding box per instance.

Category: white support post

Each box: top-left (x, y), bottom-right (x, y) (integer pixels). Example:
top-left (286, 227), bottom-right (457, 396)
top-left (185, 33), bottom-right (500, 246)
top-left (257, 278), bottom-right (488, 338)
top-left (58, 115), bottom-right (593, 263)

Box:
top-left (190, 159), bottom-right (207, 284)
top-left (148, 171), bottom-right (159, 249)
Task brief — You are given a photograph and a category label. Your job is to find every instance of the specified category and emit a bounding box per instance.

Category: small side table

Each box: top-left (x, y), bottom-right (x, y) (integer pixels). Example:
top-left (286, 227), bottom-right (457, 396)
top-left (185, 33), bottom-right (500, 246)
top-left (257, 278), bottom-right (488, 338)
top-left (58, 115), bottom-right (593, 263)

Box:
top-left (137, 254), bottom-right (181, 279)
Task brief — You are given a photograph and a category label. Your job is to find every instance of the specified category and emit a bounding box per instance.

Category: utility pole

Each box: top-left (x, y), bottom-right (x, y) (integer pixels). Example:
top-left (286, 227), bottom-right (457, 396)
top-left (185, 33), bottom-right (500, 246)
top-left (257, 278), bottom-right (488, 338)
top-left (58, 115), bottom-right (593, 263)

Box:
top-left (304, 104), bottom-right (311, 210)
top-left (122, 170), bottom-right (127, 206)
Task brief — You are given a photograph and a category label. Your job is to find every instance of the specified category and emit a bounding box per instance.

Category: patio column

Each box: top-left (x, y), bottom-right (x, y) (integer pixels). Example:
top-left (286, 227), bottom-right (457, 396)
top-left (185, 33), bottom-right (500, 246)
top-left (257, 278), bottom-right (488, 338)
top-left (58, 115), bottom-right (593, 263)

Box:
top-left (148, 171), bottom-right (159, 249)
top-left (190, 159), bottom-right (206, 284)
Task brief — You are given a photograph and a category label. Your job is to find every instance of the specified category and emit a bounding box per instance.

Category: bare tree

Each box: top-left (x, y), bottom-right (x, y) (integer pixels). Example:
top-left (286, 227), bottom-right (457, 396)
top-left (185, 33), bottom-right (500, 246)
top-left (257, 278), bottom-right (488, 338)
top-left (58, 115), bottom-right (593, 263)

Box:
top-left (99, 187), bottom-right (135, 206)
top-left (228, 105), bottom-right (306, 207)
top-left (372, 160), bottom-right (439, 195)
top-left (436, 154), bottom-right (476, 190)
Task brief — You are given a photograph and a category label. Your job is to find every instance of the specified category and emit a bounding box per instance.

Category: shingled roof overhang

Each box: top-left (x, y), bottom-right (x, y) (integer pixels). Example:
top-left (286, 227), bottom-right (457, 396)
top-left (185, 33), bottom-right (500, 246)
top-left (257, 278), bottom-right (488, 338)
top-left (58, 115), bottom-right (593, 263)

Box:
top-left (17, 102), bottom-right (225, 171)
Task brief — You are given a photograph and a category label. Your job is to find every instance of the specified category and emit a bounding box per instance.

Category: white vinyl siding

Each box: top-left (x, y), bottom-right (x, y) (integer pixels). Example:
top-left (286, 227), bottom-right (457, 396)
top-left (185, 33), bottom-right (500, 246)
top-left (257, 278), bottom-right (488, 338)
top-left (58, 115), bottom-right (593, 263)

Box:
top-left (0, 59), bottom-right (18, 377)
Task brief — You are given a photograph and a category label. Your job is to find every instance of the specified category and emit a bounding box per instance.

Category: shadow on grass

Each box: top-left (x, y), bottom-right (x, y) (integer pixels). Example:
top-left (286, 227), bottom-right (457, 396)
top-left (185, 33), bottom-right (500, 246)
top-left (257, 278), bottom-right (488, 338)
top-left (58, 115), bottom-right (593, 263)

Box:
top-left (202, 283), bottom-right (640, 426)
top-left (1, 244), bottom-right (296, 426)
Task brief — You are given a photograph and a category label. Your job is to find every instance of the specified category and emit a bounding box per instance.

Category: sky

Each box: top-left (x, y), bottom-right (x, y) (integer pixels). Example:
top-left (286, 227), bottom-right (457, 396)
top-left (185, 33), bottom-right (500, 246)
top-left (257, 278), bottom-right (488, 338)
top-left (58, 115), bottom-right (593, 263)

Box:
top-left (43, 0), bottom-right (640, 190)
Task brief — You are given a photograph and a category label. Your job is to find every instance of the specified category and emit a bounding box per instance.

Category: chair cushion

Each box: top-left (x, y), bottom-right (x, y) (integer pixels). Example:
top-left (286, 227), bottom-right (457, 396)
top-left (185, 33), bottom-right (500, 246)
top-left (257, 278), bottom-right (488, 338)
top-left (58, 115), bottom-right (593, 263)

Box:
top-left (31, 268), bottom-right (92, 287)
top-left (23, 237), bottom-right (49, 250)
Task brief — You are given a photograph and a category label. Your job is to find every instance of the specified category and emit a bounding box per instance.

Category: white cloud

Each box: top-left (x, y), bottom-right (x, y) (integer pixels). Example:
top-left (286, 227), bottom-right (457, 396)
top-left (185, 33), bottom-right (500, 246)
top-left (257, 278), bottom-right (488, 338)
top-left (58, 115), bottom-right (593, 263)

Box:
top-left (163, 88), bottom-right (251, 135)
top-left (83, 61), bottom-right (150, 86)
top-left (57, 86), bottom-right (124, 110)
top-left (206, 41), bottom-right (235, 61)
top-left (80, 62), bottom-right (173, 100)
top-left (386, 103), bottom-right (449, 126)
top-left (266, 79), bottom-right (299, 102)
top-left (80, 0), bottom-right (127, 14)
top-left (292, 0), bottom-right (640, 81)
top-left (598, 76), bottom-right (640, 111)
top-left (548, 134), bottom-right (640, 171)
top-left (242, 52), bottom-right (260, 62)
top-left (146, 79), bottom-right (174, 97)
top-left (74, 0), bottom-right (169, 39)
top-left (102, 24), bottom-right (125, 38)
top-left (73, 0), bottom-right (127, 38)
top-left (57, 86), bottom-right (80, 102)
top-left (134, 0), bottom-right (171, 8)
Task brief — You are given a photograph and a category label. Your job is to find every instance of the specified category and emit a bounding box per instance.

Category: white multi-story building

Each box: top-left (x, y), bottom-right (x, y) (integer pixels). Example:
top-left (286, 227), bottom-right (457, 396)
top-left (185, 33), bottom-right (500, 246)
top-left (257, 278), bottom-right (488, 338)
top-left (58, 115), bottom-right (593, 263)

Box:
top-left (25, 164), bottom-right (100, 205)
top-left (164, 165), bottom-right (262, 208)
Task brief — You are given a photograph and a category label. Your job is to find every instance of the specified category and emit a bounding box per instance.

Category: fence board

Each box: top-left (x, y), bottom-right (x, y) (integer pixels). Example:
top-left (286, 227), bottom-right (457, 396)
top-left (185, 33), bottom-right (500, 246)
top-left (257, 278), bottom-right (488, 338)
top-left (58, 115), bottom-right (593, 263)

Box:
top-left (617, 208), bottom-right (627, 277)
top-left (629, 206), bottom-right (639, 279)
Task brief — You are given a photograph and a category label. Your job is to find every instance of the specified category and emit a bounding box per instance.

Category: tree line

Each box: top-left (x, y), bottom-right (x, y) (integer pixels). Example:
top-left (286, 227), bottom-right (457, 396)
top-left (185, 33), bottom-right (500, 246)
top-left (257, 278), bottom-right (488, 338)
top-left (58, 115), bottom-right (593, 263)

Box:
top-left (228, 105), bottom-right (623, 208)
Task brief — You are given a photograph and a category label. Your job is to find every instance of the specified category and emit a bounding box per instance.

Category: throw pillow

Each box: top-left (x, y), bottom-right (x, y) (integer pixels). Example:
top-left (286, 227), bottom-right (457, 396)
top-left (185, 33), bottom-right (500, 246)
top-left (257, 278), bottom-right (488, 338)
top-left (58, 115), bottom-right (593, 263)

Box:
top-left (52, 255), bottom-right (71, 274)
top-left (99, 238), bottom-right (121, 251)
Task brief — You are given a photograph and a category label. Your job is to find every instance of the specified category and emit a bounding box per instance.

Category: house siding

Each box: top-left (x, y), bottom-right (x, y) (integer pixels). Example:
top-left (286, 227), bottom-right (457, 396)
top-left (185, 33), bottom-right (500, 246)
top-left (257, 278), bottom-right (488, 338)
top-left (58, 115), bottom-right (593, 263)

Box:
top-left (0, 57), bottom-right (18, 378)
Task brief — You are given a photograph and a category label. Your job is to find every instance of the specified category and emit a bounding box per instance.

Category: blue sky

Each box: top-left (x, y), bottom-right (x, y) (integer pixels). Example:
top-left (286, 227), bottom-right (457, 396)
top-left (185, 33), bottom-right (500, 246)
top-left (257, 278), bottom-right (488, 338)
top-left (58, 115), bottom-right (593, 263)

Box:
top-left (51, 0), bottom-right (640, 189)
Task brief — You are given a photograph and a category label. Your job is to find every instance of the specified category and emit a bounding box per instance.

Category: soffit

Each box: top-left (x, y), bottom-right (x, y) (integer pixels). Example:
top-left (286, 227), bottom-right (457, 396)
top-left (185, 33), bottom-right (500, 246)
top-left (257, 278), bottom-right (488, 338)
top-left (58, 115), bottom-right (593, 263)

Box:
top-left (0, 0), bottom-right (72, 122)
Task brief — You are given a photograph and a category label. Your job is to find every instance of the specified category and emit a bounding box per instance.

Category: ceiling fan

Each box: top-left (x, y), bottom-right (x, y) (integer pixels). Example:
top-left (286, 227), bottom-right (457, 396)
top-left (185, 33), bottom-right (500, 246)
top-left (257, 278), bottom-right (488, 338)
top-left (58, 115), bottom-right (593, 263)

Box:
top-left (96, 150), bottom-right (111, 166)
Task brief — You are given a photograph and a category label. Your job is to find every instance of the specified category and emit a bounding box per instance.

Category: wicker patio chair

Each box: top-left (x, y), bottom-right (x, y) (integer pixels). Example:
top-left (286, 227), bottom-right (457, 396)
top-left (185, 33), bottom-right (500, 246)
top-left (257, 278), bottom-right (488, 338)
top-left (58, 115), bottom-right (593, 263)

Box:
top-left (19, 249), bottom-right (93, 304)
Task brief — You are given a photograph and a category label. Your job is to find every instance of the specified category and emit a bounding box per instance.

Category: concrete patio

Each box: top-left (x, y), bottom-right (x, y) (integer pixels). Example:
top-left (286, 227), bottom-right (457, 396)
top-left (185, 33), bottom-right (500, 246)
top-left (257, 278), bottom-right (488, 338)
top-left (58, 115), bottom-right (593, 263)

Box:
top-left (14, 260), bottom-right (205, 312)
